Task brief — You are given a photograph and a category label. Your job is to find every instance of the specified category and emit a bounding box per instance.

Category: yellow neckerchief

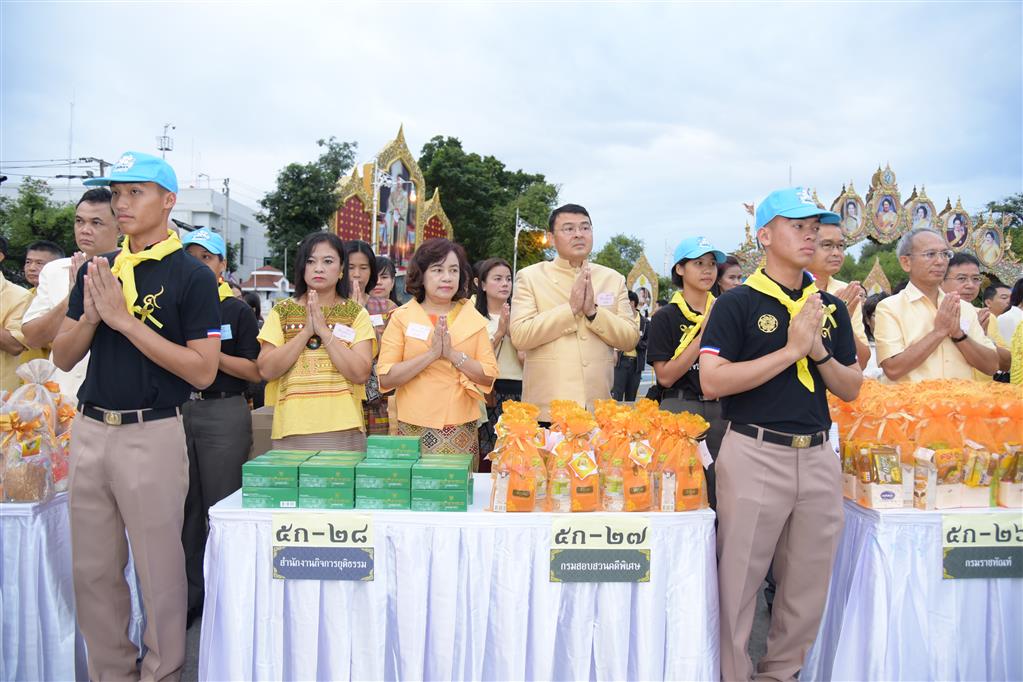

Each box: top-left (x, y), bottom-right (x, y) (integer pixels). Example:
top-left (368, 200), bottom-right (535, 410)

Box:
top-left (110, 229), bottom-right (182, 329)
top-left (217, 277), bottom-right (233, 301)
top-left (670, 290), bottom-right (715, 360)
top-left (743, 267), bottom-right (822, 392)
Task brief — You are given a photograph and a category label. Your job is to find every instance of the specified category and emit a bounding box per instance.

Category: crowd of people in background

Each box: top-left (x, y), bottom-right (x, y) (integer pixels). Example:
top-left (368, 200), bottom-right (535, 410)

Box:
top-left (1, 151), bottom-right (1022, 681)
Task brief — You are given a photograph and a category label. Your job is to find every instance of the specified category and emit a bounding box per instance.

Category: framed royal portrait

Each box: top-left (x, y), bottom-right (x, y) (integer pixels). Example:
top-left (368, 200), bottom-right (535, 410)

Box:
top-left (939, 198), bottom-right (972, 251)
top-left (830, 184), bottom-right (866, 242)
top-left (974, 216), bottom-right (1004, 267)
top-left (905, 189), bottom-right (937, 233)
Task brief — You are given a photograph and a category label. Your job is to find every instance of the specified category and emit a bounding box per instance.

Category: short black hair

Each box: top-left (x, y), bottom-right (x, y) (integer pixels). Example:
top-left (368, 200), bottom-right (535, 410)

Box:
top-left (242, 291), bottom-right (262, 320)
top-left (405, 238), bottom-right (471, 303)
top-left (983, 283), bottom-right (1009, 302)
top-left (25, 240), bottom-right (65, 259)
top-left (655, 299), bottom-right (668, 307)
top-left (76, 187), bottom-right (115, 215)
top-left (947, 252), bottom-right (980, 269)
top-left (293, 232), bottom-right (349, 299)
top-left (548, 203), bottom-right (590, 231)
top-left (862, 292), bottom-right (889, 341)
top-left (627, 290), bottom-right (639, 306)
top-left (343, 240), bottom-right (379, 294)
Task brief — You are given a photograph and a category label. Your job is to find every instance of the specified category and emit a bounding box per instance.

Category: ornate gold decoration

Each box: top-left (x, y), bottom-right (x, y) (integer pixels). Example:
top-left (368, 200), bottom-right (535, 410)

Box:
top-left (626, 254), bottom-right (658, 314)
top-left (937, 197), bottom-right (973, 251)
top-left (830, 182), bottom-right (867, 242)
top-left (904, 185), bottom-right (938, 235)
top-left (417, 187), bottom-right (454, 245)
top-left (865, 164), bottom-right (906, 242)
top-left (973, 212), bottom-right (1005, 268)
top-left (862, 256), bottom-right (892, 295)
top-left (757, 314), bottom-right (779, 333)
top-left (734, 221), bottom-right (763, 277)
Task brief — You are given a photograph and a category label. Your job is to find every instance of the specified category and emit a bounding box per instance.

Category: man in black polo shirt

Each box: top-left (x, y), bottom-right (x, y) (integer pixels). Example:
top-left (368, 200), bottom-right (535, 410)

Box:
top-left (700, 187), bottom-right (862, 682)
top-left (52, 151), bottom-right (220, 681)
top-left (180, 228), bottom-right (260, 626)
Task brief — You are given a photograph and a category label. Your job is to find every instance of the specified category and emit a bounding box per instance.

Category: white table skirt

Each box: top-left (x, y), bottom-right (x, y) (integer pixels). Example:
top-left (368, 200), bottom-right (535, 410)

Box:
top-left (1, 493), bottom-right (145, 682)
top-left (804, 499), bottom-right (1023, 681)
top-left (200, 474), bottom-right (720, 681)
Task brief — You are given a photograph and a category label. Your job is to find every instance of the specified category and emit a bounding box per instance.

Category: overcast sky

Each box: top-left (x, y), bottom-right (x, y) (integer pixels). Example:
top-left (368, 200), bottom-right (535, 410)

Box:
top-left (3, 2), bottom-right (1020, 272)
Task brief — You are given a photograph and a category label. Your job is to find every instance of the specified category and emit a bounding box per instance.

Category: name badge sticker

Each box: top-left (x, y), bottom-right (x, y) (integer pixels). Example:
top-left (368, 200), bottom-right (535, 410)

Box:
top-left (369, 314), bottom-right (385, 327)
top-left (596, 292), bottom-right (615, 307)
top-left (333, 324), bottom-right (357, 343)
top-left (220, 324), bottom-right (233, 341)
top-left (406, 323), bottom-right (431, 341)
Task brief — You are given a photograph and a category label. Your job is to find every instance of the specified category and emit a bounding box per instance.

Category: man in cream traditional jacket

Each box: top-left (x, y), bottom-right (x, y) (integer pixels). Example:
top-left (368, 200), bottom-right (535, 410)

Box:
top-left (510, 203), bottom-right (639, 421)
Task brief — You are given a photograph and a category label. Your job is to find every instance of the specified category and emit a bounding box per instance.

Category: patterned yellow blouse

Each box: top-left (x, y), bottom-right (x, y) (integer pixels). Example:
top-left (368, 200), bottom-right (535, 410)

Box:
top-left (258, 297), bottom-right (376, 439)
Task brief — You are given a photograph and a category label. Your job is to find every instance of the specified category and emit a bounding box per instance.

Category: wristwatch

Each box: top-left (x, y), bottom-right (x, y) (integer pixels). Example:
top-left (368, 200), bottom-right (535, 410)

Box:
top-left (951, 333), bottom-right (968, 343)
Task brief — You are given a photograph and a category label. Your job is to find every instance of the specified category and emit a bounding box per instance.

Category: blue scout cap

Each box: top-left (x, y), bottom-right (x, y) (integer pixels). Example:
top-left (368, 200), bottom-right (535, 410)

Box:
top-left (672, 236), bottom-right (727, 265)
top-left (755, 187), bottom-right (840, 229)
top-left (181, 228), bottom-right (226, 257)
top-left (84, 151), bottom-right (178, 193)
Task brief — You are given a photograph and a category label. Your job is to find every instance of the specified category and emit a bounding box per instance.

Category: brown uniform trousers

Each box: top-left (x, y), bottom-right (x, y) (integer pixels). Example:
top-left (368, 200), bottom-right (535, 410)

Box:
top-left (716, 424), bottom-right (844, 682)
top-left (69, 412), bottom-right (189, 681)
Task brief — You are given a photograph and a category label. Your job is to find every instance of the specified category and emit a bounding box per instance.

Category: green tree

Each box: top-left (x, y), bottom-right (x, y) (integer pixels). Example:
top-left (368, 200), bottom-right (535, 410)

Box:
top-left (418, 136), bottom-right (559, 263)
top-left (257, 137), bottom-right (357, 273)
top-left (592, 234), bottom-right (645, 277)
top-left (837, 239), bottom-right (907, 291)
top-left (657, 274), bottom-right (676, 302)
top-left (0, 178), bottom-right (76, 283)
top-left (225, 241), bottom-right (239, 275)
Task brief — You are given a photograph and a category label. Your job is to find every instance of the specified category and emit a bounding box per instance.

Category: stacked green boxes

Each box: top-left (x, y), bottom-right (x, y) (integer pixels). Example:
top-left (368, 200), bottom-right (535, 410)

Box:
top-left (365, 435), bottom-right (421, 461)
top-left (298, 452), bottom-right (364, 509)
top-left (242, 450), bottom-right (316, 508)
top-left (411, 454), bottom-right (473, 511)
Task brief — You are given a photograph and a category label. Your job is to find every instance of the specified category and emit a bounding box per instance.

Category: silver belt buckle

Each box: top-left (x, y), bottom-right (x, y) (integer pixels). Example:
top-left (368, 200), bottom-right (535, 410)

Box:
top-left (791, 434), bottom-right (812, 448)
top-left (190, 391), bottom-right (202, 401)
top-left (104, 410), bottom-right (122, 426)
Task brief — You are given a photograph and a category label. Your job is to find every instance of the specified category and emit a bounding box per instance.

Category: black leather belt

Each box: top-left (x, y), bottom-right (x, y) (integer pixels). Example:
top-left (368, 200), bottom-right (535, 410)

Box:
top-left (662, 388), bottom-right (718, 403)
top-left (189, 390), bottom-right (243, 401)
top-left (730, 422), bottom-right (826, 449)
top-left (80, 403), bottom-right (180, 426)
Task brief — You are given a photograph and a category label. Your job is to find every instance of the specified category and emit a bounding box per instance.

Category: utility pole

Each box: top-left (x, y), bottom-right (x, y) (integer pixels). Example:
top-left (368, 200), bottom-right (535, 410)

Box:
top-left (223, 178), bottom-right (231, 274)
top-left (158, 123), bottom-right (175, 159)
top-left (79, 157), bottom-right (111, 177)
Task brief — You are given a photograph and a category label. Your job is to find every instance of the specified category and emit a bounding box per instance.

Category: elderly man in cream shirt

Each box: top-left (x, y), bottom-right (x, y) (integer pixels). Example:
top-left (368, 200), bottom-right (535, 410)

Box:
top-left (510, 204), bottom-right (640, 421)
top-left (874, 228), bottom-right (997, 383)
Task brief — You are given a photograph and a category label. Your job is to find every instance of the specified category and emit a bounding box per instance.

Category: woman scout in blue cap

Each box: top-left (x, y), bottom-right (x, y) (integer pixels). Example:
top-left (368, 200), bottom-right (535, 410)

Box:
top-left (644, 236), bottom-right (729, 509)
top-left (699, 187), bottom-right (863, 682)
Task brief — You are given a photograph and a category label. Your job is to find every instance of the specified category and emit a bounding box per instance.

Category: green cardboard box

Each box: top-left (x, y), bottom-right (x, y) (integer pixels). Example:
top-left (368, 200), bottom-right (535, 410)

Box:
top-left (242, 459), bottom-right (300, 488)
top-left (315, 451), bottom-right (366, 460)
top-left (243, 487), bottom-right (298, 509)
top-left (356, 460), bottom-right (413, 489)
top-left (298, 487), bottom-right (355, 509)
top-left (411, 488), bottom-right (468, 512)
top-left (412, 459), bottom-right (471, 490)
top-left (356, 487), bottom-right (410, 510)
top-left (366, 435), bottom-right (421, 460)
top-left (300, 458), bottom-right (361, 488)
top-left (260, 450), bottom-right (317, 461)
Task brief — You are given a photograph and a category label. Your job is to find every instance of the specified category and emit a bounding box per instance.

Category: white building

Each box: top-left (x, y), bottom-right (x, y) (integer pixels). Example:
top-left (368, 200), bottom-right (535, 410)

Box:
top-left (169, 188), bottom-right (270, 280)
top-left (0, 181), bottom-right (271, 281)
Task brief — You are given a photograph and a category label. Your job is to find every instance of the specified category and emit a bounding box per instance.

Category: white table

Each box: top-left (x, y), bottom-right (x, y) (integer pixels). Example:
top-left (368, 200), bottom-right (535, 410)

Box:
top-left (804, 499), bottom-right (1023, 681)
top-left (0, 493), bottom-right (145, 682)
top-left (200, 474), bottom-right (719, 681)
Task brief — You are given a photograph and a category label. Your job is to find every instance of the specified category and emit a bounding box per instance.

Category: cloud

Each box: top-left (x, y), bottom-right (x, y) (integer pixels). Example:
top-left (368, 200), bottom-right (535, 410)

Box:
top-left (2, 2), bottom-right (1019, 270)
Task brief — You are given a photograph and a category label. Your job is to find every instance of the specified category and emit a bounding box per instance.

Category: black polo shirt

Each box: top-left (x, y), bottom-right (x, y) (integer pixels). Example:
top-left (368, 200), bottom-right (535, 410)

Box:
top-left (700, 273), bottom-right (856, 434)
top-left (645, 301), bottom-right (703, 397)
top-left (68, 249), bottom-right (221, 410)
top-left (204, 295), bottom-right (260, 394)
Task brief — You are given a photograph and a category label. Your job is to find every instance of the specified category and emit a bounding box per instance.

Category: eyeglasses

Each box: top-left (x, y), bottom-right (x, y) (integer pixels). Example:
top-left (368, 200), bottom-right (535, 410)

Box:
top-left (945, 275), bottom-right (983, 285)
top-left (556, 223), bottom-right (592, 236)
top-left (818, 240), bottom-right (846, 252)
top-left (910, 250), bottom-right (954, 261)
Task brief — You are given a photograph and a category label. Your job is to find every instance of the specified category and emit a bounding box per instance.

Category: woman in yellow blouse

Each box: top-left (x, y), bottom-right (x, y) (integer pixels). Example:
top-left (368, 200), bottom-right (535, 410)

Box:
top-left (257, 233), bottom-right (375, 451)
top-left (378, 238), bottom-right (498, 467)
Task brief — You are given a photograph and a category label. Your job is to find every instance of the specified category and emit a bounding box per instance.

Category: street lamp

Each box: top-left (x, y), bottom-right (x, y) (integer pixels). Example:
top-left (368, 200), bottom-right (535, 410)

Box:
top-left (513, 209), bottom-right (546, 277)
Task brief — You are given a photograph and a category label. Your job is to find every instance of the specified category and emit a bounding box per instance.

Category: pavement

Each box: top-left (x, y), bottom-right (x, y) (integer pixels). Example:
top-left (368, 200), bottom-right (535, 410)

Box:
top-left (180, 368), bottom-right (772, 679)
